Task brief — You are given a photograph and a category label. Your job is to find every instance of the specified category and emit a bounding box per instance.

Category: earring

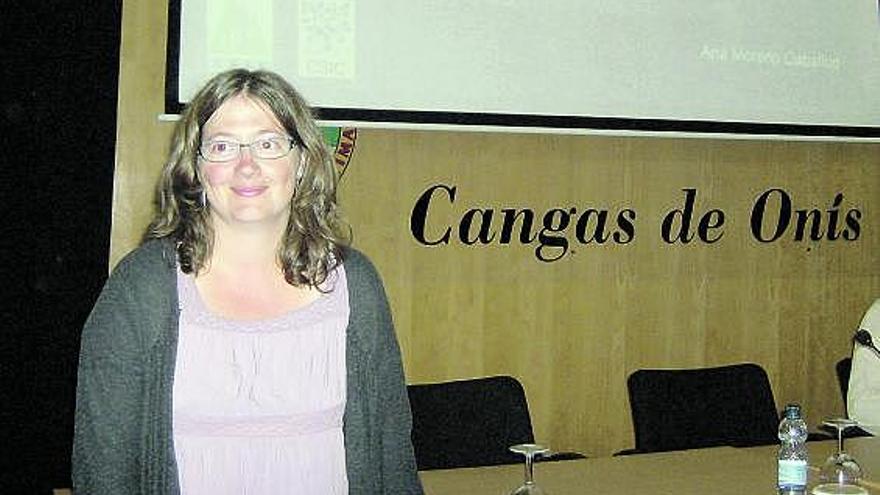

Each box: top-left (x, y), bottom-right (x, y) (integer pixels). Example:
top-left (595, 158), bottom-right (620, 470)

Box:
top-left (200, 190), bottom-right (208, 209)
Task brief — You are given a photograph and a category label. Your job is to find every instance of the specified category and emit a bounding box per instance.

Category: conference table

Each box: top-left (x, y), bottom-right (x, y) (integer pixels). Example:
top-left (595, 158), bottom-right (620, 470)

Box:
top-left (51, 437), bottom-right (880, 494)
top-left (419, 437), bottom-right (880, 494)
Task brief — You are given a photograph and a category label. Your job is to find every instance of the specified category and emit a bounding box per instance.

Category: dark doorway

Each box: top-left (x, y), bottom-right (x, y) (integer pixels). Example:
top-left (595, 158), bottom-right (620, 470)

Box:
top-left (0, 1), bottom-right (122, 492)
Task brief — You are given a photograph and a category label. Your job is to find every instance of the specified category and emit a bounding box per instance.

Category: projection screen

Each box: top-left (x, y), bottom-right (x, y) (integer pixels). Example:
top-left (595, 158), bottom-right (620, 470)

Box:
top-left (166, 0), bottom-right (880, 139)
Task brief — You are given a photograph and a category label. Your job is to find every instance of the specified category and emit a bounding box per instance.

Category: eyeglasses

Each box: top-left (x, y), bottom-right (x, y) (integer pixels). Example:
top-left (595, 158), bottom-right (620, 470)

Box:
top-left (198, 134), bottom-right (296, 162)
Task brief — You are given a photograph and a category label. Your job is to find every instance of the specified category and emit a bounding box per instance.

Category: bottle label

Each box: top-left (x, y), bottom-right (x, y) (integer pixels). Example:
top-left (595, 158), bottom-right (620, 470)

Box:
top-left (778, 459), bottom-right (807, 489)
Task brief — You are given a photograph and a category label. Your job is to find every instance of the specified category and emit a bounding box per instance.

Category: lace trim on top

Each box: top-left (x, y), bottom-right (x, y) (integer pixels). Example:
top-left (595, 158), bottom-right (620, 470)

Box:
top-left (176, 267), bottom-right (345, 333)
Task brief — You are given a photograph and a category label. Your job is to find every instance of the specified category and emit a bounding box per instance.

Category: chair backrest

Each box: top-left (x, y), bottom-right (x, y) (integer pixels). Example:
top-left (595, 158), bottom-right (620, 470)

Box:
top-left (407, 375), bottom-right (535, 470)
top-left (836, 357), bottom-right (852, 411)
top-left (626, 363), bottom-right (779, 453)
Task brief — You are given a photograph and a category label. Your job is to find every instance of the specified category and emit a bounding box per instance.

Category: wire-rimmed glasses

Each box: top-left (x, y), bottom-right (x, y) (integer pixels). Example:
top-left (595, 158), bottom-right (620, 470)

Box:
top-left (199, 134), bottom-right (296, 162)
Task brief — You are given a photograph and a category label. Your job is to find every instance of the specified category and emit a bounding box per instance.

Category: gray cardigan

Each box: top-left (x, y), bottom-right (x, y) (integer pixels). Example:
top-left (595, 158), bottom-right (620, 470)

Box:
top-left (72, 240), bottom-right (423, 494)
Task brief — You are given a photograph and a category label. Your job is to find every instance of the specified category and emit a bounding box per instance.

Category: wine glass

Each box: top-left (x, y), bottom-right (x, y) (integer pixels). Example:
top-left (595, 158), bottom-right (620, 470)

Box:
top-left (508, 443), bottom-right (550, 495)
top-left (812, 418), bottom-right (866, 495)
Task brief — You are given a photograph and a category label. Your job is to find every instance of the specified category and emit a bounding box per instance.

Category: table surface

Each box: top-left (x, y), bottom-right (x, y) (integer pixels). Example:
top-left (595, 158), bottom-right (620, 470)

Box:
top-left (52, 437), bottom-right (880, 495)
top-left (419, 437), bottom-right (880, 495)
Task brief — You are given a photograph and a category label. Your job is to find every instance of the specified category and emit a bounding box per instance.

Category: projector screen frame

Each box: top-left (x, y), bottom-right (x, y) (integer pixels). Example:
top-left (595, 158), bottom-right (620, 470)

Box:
top-left (163, 0), bottom-right (880, 140)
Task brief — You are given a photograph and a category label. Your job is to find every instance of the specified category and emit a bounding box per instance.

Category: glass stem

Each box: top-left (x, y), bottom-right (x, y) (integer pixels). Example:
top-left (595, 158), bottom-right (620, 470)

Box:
top-left (523, 453), bottom-right (535, 484)
top-left (837, 427), bottom-right (844, 455)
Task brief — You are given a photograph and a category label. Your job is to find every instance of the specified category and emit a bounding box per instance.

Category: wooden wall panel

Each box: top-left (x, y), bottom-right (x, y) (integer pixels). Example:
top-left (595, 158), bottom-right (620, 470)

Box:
top-left (116, 0), bottom-right (879, 457)
top-left (111, 0), bottom-right (176, 268)
top-left (337, 130), bottom-right (879, 455)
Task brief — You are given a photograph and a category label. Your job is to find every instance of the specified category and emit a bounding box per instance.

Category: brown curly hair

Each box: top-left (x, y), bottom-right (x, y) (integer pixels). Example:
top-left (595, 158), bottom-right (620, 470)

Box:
top-left (145, 69), bottom-right (350, 287)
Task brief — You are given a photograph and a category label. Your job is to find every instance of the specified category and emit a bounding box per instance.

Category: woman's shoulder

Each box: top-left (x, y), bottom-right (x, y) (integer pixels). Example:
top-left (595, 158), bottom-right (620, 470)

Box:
top-left (81, 239), bottom-right (178, 355)
top-left (338, 247), bottom-right (398, 355)
top-left (340, 246), bottom-right (381, 285)
top-left (339, 247), bottom-right (391, 313)
top-left (106, 239), bottom-right (177, 291)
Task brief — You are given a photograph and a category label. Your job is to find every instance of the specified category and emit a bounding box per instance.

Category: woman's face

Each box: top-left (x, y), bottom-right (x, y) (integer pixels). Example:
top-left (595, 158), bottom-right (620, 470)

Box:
top-left (199, 94), bottom-right (299, 231)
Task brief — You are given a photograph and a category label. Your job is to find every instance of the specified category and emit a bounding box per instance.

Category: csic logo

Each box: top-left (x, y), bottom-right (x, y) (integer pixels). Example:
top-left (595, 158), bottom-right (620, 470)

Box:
top-left (322, 127), bottom-right (357, 178)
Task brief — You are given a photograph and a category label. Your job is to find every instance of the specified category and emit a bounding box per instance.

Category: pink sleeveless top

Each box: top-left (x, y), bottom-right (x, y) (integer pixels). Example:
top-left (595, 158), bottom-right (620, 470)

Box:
top-left (172, 266), bottom-right (349, 494)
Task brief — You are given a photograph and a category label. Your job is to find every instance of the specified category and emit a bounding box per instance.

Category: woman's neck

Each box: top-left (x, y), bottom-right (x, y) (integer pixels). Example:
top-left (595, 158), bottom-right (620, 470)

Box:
top-left (207, 220), bottom-right (287, 278)
top-left (193, 219), bottom-right (320, 320)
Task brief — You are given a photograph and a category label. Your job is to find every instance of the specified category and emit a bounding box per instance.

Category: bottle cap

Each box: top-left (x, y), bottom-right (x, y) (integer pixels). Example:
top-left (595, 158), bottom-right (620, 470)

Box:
top-left (784, 403), bottom-right (802, 420)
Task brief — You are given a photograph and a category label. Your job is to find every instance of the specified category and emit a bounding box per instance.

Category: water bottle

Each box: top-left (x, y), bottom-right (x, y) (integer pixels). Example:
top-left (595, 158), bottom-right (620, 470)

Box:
top-left (777, 403), bottom-right (809, 495)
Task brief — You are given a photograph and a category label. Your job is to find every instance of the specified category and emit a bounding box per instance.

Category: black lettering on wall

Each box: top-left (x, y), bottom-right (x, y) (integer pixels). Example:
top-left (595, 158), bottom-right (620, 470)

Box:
top-left (751, 188), bottom-right (791, 242)
top-left (536, 209), bottom-right (571, 262)
top-left (459, 209), bottom-right (497, 245)
top-left (661, 188), bottom-right (725, 244)
top-left (751, 189), bottom-right (862, 243)
top-left (409, 184), bottom-right (864, 262)
top-left (410, 184), bottom-right (455, 245)
top-left (499, 209), bottom-right (538, 244)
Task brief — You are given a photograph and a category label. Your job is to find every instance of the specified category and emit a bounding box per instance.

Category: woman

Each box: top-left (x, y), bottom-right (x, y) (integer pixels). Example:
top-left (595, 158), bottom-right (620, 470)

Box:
top-left (73, 69), bottom-right (423, 494)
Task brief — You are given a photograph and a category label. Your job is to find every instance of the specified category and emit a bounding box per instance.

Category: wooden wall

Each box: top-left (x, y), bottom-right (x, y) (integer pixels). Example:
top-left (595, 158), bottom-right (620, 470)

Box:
top-left (114, 0), bottom-right (879, 457)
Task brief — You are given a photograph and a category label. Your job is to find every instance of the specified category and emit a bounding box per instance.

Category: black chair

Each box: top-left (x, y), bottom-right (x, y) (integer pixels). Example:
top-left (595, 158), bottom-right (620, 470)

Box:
top-left (836, 357), bottom-right (852, 410)
top-left (407, 375), bottom-right (584, 470)
top-left (623, 363), bottom-right (781, 454)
